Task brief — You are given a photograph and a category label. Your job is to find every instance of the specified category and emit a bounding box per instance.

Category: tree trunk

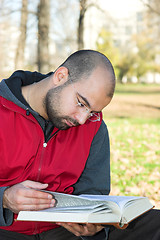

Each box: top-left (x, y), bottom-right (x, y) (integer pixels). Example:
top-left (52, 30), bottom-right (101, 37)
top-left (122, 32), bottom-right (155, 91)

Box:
top-left (37, 0), bottom-right (50, 73)
top-left (15, 0), bottom-right (28, 69)
top-left (77, 0), bottom-right (87, 50)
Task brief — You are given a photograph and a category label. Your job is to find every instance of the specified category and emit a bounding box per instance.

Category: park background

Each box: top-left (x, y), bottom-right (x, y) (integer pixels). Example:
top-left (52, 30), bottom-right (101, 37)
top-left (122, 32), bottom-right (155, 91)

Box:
top-left (0, 0), bottom-right (159, 208)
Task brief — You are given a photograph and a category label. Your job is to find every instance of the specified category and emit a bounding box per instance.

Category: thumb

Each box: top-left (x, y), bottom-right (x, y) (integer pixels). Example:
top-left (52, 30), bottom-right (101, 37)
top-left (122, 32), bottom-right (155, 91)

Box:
top-left (22, 180), bottom-right (48, 190)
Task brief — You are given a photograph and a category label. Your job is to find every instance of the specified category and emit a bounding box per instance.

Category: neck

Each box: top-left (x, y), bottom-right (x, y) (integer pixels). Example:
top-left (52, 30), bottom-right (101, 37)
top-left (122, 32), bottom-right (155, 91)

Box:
top-left (26, 83), bottom-right (34, 106)
top-left (21, 79), bottom-right (50, 119)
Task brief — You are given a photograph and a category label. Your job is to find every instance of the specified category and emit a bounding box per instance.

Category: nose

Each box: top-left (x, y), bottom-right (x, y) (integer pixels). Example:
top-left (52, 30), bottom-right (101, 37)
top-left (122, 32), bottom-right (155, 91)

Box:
top-left (74, 112), bottom-right (89, 125)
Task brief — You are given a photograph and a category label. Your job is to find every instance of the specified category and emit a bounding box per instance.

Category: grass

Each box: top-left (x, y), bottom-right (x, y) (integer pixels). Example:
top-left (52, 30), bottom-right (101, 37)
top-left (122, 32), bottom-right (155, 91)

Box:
top-left (102, 83), bottom-right (160, 209)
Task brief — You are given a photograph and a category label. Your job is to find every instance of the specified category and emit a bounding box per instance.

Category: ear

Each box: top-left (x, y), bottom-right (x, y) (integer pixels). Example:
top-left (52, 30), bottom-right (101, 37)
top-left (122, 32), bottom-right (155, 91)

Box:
top-left (53, 66), bottom-right (69, 86)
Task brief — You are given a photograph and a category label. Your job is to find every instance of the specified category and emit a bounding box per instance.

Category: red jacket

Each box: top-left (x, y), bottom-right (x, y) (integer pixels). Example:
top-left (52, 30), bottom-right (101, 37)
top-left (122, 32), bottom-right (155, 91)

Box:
top-left (0, 96), bottom-right (102, 235)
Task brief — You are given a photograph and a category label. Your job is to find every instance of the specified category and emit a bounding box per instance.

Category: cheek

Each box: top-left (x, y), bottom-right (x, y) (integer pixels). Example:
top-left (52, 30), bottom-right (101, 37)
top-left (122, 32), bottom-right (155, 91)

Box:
top-left (60, 97), bottom-right (77, 116)
top-left (57, 85), bottom-right (77, 116)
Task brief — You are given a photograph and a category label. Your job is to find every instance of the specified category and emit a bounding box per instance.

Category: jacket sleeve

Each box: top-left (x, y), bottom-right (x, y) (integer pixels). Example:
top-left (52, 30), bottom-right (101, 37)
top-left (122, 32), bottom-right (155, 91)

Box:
top-left (73, 120), bottom-right (110, 240)
top-left (0, 187), bottom-right (13, 226)
top-left (73, 120), bottom-right (110, 195)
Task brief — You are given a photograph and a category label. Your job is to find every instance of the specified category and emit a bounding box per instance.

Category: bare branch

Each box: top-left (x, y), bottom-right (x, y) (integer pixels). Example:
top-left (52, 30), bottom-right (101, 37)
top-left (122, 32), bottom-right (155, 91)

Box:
top-left (140, 0), bottom-right (160, 15)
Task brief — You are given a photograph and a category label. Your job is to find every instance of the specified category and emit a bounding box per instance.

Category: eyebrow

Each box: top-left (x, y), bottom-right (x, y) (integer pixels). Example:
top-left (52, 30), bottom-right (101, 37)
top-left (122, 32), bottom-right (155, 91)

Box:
top-left (77, 93), bottom-right (91, 108)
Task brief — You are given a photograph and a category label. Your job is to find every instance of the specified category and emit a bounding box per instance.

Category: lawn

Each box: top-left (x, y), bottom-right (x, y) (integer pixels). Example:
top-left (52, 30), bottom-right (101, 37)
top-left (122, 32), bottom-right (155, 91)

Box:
top-left (103, 84), bottom-right (160, 209)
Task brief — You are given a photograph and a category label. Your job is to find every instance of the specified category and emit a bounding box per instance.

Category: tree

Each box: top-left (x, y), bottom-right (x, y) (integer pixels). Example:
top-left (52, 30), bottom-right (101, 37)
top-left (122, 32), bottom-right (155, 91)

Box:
top-left (15, 0), bottom-right (28, 69)
top-left (77, 0), bottom-right (88, 50)
top-left (140, 0), bottom-right (160, 77)
top-left (49, 0), bottom-right (78, 61)
top-left (77, 0), bottom-right (103, 50)
top-left (37, 0), bottom-right (50, 73)
top-left (141, 0), bottom-right (160, 49)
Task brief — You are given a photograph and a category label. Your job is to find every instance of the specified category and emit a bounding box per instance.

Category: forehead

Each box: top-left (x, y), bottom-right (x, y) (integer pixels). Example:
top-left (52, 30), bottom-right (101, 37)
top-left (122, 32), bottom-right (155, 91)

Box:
top-left (74, 67), bottom-right (112, 111)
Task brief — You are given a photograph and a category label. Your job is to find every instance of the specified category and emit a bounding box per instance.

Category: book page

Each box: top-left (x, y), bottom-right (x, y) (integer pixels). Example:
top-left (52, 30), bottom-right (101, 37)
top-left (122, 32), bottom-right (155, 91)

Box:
top-left (121, 197), bottom-right (153, 224)
top-left (46, 191), bottom-right (95, 208)
top-left (41, 204), bottom-right (111, 213)
top-left (44, 191), bottom-right (147, 213)
top-left (80, 195), bottom-right (141, 210)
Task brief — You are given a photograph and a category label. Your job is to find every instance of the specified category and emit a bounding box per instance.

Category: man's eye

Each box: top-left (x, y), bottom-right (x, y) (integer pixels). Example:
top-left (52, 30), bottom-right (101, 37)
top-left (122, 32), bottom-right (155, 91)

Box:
top-left (77, 99), bottom-right (85, 107)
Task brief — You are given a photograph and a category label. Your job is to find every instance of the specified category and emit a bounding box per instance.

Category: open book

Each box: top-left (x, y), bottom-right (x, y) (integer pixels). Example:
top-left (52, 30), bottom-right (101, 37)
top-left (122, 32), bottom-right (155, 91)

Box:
top-left (17, 191), bottom-right (153, 229)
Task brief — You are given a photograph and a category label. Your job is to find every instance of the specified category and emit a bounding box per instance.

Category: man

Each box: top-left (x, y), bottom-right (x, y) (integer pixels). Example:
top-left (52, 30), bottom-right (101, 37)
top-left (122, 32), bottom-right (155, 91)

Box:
top-left (0, 50), bottom-right (159, 240)
top-left (0, 50), bottom-right (115, 239)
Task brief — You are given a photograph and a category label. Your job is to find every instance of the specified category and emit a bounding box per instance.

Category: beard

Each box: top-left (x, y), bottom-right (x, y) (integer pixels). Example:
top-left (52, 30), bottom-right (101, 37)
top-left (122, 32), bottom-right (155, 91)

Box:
top-left (44, 84), bottom-right (79, 130)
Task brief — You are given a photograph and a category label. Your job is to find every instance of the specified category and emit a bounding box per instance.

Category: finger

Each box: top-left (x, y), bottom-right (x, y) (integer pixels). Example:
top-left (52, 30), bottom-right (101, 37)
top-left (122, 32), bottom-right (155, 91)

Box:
top-left (19, 202), bottom-right (55, 211)
top-left (57, 223), bottom-right (87, 237)
top-left (85, 223), bottom-right (104, 233)
top-left (15, 196), bottom-right (56, 212)
top-left (22, 180), bottom-right (49, 190)
top-left (79, 223), bottom-right (104, 236)
top-left (19, 196), bottom-right (56, 206)
top-left (57, 223), bottom-right (104, 237)
top-left (19, 188), bottom-right (53, 200)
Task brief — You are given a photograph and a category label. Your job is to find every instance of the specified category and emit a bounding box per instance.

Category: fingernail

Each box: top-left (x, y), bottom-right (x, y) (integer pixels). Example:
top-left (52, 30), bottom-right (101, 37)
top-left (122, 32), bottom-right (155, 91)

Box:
top-left (50, 199), bottom-right (56, 207)
top-left (56, 222), bottom-right (61, 226)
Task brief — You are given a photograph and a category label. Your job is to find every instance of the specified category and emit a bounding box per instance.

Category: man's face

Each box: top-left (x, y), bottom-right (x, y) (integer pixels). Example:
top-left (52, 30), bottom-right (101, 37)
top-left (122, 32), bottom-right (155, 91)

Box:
top-left (44, 83), bottom-right (80, 130)
top-left (44, 67), bottom-right (112, 130)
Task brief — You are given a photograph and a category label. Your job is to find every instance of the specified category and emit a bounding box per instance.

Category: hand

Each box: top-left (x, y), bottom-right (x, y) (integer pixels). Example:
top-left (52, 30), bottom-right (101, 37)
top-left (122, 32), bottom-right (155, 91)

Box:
top-left (56, 222), bottom-right (104, 237)
top-left (3, 180), bottom-right (56, 213)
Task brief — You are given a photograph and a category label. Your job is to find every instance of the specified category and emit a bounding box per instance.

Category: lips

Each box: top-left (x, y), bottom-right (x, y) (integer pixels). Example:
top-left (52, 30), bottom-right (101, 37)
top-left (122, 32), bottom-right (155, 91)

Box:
top-left (64, 119), bottom-right (75, 127)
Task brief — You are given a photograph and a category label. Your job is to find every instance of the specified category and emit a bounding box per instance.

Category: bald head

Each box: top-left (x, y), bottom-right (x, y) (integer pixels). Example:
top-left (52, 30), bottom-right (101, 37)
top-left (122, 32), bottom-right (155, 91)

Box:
top-left (59, 49), bottom-right (116, 98)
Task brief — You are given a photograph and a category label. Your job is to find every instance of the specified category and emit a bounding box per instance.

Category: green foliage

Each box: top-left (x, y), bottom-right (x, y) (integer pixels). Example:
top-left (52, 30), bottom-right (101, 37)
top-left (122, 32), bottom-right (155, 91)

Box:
top-left (96, 29), bottom-right (120, 63)
top-left (96, 29), bottom-right (120, 79)
top-left (96, 28), bottom-right (160, 82)
top-left (131, 33), bottom-right (158, 78)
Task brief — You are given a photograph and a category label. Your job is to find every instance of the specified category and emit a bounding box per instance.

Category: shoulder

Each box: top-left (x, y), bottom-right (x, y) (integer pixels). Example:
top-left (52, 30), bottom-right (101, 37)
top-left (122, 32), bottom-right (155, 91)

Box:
top-left (92, 120), bottom-right (109, 144)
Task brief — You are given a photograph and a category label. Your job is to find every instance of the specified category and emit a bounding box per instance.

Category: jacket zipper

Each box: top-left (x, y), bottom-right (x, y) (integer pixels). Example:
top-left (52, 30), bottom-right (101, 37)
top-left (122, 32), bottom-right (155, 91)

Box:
top-left (36, 129), bottom-right (59, 182)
